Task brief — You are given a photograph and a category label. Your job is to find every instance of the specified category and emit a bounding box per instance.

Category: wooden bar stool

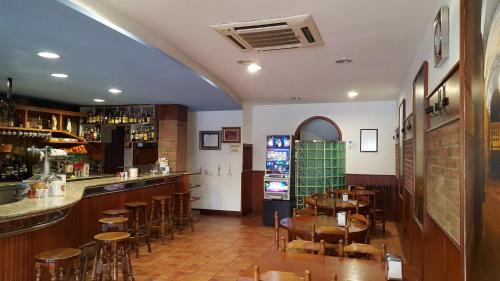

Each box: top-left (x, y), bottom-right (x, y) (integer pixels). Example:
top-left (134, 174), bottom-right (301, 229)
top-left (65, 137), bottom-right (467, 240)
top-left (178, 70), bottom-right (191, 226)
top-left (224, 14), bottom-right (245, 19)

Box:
top-left (102, 209), bottom-right (130, 217)
top-left (174, 191), bottom-right (194, 234)
top-left (125, 201), bottom-right (152, 258)
top-left (149, 195), bottom-right (174, 244)
top-left (90, 232), bottom-right (134, 281)
top-left (99, 217), bottom-right (129, 232)
top-left (35, 248), bottom-right (81, 281)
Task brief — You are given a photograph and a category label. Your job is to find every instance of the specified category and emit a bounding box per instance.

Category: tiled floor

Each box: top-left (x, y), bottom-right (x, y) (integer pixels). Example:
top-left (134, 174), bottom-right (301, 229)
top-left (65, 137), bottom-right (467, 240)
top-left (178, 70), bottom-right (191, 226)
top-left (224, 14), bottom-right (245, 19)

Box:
top-left (126, 214), bottom-right (403, 281)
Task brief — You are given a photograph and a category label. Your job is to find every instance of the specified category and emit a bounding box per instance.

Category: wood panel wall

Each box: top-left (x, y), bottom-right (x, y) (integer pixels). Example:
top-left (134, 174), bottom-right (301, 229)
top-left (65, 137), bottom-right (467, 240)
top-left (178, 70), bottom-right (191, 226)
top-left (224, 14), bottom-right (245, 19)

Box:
top-left (0, 177), bottom-right (182, 281)
top-left (345, 174), bottom-right (398, 220)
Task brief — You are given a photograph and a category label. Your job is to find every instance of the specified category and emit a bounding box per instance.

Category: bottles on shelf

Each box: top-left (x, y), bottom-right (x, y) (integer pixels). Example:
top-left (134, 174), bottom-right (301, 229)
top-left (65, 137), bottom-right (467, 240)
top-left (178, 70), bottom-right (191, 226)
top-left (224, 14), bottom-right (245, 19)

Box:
top-left (130, 126), bottom-right (155, 142)
top-left (83, 126), bottom-right (101, 142)
top-left (86, 107), bottom-right (154, 125)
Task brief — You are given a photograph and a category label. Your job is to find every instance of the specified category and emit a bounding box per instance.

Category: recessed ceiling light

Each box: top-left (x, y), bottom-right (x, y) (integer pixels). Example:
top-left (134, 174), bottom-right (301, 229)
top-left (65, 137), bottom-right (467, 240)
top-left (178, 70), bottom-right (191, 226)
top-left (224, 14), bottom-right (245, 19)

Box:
top-left (247, 63), bottom-right (262, 73)
top-left (93, 98), bottom-right (105, 103)
top-left (37, 52), bottom-right (60, 59)
top-left (348, 91), bottom-right (359, 98)
top-left (50, 73), bottom-right (68, 78)
top-left (336, 58), bottom-right (352, 64)
top-left (291, 97), bottom-right (302, 101)
top-left (108, 88), bottom-right (123, 94)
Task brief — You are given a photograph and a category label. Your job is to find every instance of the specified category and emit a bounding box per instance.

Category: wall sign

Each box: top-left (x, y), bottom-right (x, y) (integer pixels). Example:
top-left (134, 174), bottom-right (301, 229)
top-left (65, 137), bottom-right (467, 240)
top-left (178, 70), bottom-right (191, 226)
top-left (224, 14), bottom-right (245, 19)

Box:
top-left (199, 131), bottom-right (221, 150)
top-left (360, 129), bottom-right (378, 152)
top-left (222, 127), bottom-right (241, 143)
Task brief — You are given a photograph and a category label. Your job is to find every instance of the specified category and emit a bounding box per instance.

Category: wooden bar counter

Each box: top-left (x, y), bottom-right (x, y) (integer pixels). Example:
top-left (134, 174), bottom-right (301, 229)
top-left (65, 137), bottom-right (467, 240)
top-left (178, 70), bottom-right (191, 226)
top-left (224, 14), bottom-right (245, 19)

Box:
top-left (0, 172), bottom-right (194, 281)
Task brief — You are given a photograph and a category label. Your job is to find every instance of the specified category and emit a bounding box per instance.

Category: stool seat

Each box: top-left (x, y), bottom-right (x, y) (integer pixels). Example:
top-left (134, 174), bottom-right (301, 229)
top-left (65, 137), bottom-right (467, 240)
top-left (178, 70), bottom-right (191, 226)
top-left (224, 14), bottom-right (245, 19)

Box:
top-left (102, 209), bottom-right (130, 216)
top-left (35, 248), bottom-right (81, 263)
top-left (152, 195), bottom-right (170, 200)
top-left (98, 217), bottom-right (129, 225)
top-left (35, 248), bottom-right (81, 281)
top-left (94, 232), bottom-right (130, 242)
top-left (125, 202), bottom-right (148, 208)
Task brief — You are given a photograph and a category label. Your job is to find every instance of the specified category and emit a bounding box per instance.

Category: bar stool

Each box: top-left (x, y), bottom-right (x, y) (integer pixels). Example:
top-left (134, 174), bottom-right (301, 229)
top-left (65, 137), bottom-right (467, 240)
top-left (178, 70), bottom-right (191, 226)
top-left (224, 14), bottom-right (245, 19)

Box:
top-left (35, 248), bottom-right (81, 281)
top-left (125, 201), bottom-right (152, 258)
top-left (149, 195), bottom-right (174, 244)
top-left (99, 217), bottom-right (129, 232)
top-left (174, 191), bottom-right (194, 234)
top-left (102, 209), bottom-right (130, 217)
top-left (90, 232), bottom-right (134, 281)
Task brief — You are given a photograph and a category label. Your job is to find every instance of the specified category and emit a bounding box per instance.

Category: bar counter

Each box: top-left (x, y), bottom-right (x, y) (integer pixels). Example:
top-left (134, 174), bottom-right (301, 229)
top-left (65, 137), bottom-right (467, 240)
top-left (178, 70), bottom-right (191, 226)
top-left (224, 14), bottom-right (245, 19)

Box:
top-left (0, 172), bottom-right (195, 281)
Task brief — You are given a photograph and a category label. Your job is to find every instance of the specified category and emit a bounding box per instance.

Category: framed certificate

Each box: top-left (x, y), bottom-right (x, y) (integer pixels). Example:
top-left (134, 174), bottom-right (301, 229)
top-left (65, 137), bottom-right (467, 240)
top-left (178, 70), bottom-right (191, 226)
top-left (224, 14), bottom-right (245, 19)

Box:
top-left (360, 129), bottom-right (378, 152)
top-left (199, 131), bottom-right (221, 150)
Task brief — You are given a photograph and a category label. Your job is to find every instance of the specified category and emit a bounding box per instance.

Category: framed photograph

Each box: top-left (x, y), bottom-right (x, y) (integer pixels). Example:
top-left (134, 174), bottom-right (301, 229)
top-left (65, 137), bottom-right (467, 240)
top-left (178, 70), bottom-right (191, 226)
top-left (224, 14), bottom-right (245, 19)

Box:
top-left (222, 127), bottom-right (241, 143)
top-left (199, 131), bottom-right (221, 150)
top-left (360, 129), bottom-right (378, 152)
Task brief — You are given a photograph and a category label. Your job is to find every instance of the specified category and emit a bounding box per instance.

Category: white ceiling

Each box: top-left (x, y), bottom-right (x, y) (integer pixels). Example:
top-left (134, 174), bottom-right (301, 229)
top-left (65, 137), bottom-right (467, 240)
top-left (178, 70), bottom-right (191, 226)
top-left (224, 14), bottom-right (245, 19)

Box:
top-left (65, 0), bottom-right (438, 104)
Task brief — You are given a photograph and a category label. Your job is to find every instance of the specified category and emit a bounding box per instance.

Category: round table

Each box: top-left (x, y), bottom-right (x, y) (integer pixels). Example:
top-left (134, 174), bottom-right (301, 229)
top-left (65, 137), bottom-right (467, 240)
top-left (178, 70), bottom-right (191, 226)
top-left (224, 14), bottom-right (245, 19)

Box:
top-left (306, 198), bottom-right (368, 216)
top-left (280, 216), bottom-right (368, 243)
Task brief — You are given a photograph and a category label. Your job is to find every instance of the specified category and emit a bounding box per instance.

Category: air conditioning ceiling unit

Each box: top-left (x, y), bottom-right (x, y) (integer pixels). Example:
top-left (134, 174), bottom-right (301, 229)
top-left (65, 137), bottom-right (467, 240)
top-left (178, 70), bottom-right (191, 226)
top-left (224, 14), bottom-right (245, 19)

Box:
top-left (211, 14), bottom-right (324, 52)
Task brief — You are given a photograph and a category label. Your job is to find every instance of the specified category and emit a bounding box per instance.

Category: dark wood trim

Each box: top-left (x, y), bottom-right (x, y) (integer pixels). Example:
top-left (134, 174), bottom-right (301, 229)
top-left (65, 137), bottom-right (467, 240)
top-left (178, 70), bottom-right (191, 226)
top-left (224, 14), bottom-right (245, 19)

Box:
top-left (293, 116), bottom-right (343, 141)
top-left (193, 209), bottom-right (242, 217)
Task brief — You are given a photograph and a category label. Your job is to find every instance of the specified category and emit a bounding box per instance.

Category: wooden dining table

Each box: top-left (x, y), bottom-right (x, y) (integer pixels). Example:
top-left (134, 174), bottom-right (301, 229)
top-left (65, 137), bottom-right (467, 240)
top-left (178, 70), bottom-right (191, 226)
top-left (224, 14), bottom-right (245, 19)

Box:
top-left (238, 250), bottom-right (386, 281)
top-left (280, 215), bottom-right (368, 243)
top-left (306, 198), bottom-right (369, 216)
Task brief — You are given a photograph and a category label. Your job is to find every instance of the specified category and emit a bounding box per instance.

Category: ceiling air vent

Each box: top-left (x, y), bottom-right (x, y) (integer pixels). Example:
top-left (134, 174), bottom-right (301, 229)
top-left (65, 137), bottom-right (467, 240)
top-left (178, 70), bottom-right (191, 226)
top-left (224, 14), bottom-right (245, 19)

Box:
top-left (211, 15), bottom-right (324, 52)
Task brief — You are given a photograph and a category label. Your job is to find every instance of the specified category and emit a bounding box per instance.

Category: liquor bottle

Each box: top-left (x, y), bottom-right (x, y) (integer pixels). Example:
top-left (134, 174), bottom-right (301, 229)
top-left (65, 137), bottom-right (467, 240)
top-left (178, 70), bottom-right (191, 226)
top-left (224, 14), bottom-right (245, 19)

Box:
top-left (123, 110), bottom-right (129, 124)
top-left (143, 127), bottom-right (148, 141)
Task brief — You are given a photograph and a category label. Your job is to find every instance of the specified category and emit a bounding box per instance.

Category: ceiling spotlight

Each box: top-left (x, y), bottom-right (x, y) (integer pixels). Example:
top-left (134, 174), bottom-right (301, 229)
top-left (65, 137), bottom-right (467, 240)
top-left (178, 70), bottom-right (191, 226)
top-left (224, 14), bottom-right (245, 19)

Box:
top-left (50, 73), bottom-right (68, 78)
top-left (108, 88), bottom-right (123, 94)
top-left (93, 98), bottom-right (105, 103)
top-left (247, 63), bottom-right (262, 73)
top-left (38, 52), bottom-right (60, 59)
top-left (348, 91), bottom-right (359, 98)
top-left (336, 58), bottom-right (352, 64)
top-left (291, 97), bottom-right (302, 101)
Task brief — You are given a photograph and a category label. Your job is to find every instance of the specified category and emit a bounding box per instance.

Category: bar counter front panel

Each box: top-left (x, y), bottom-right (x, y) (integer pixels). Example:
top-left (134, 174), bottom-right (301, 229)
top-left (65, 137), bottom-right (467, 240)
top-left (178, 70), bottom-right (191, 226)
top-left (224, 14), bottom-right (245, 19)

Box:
top-left (0, 173), bottom-right (190, 281)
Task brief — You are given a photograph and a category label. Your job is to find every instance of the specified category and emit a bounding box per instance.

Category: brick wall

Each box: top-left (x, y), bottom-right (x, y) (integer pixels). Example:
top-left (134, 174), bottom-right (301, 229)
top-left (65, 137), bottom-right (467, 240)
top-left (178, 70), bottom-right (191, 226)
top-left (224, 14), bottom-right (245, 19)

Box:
top-left (395, 143), bottom-right (401, 179)
top-left (157, 105), bottom-right (187, 172)
top-left (426, 121), bottom-right (460, 244)
top-left (404, 138), bottom-right (415, 193)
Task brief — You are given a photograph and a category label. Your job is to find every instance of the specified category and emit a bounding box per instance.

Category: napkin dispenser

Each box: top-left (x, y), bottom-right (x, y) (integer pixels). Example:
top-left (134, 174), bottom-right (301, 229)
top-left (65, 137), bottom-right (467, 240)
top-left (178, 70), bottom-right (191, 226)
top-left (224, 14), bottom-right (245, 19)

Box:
top-left (342, 193), bottom-right (349, 202)
top-left (158, 157), bottom-right (170, 174)
top-left (385, 253), bottom-right (403, 280)
top-left (336, 211), bottom-right (347, 226)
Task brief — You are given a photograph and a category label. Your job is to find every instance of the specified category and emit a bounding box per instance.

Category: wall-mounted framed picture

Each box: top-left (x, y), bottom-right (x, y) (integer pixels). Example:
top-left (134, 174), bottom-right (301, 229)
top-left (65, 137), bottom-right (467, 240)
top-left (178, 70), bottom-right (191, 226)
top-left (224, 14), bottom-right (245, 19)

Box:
top-left (360, 129), bottom-right (378, 152)
top-left (199, 131), bottom-right (221, 150)
top-left (433, 6), bottom-right (449, 68)
top-left (222, 127), bottom-right (241, 143)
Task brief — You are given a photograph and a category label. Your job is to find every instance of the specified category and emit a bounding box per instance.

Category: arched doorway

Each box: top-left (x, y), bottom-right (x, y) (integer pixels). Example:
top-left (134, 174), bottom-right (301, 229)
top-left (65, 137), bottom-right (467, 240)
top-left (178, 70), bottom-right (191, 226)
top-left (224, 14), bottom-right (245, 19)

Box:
top-left (293, 116), bottom-right (342, 141)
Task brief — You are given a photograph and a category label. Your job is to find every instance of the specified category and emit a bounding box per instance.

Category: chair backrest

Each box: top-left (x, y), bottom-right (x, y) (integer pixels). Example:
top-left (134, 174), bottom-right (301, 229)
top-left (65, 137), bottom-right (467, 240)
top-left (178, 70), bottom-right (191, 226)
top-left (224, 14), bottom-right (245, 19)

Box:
top-left (341, 243), bottom-right (387, 262)
top-left (293, 207), bottom-right (318, 218)
top-left (316, 224), bottom-right (349, 245)
top-left (310, 192), bottom-right (327, 200)
top-left (280, 236), bottom-right (326, 256)
top-left (348, 213), bottom-right (371, 243)
top-left (253, 265), bottom-right (311, 281)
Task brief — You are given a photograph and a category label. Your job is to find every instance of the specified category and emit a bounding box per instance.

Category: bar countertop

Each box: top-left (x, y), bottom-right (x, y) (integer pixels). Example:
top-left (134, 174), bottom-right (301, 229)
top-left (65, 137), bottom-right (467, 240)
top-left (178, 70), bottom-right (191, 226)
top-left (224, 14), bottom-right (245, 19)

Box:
top-left (0, 172), bottom-right (195, 223)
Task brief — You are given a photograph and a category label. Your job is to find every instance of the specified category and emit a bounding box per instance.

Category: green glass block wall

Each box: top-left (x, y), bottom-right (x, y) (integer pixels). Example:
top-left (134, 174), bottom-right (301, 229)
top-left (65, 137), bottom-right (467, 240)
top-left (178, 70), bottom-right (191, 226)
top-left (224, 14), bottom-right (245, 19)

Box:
top-left (294, 141), bottom-right (346, 208)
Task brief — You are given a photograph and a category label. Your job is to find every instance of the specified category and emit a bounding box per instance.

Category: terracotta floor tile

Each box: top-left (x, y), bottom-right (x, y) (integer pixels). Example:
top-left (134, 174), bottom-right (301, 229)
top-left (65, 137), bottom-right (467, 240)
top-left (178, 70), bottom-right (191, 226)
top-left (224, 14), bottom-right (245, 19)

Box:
top-left (106, 213), bottom-right (404, 280)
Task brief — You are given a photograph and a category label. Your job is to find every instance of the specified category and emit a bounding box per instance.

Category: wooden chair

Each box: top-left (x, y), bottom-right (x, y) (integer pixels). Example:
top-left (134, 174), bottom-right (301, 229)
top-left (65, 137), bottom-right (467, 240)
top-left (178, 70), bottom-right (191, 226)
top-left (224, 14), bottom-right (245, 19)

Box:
top-left (310, 192), bottom-right (327, 200)
top-left (354, 189), bottom-right (375, 206)
top-left (370, 189), bottom-right (386, 233)
top-left (316, 223), bottom-right (349, 245)
top-left (253, 265), bottom-right (311, 281)
top-left (348, 212), bottom-right (371, 243)
top-left (342, 243), bottom-right (387, 262)
top-left (292, 206), bottom-right (317, 218)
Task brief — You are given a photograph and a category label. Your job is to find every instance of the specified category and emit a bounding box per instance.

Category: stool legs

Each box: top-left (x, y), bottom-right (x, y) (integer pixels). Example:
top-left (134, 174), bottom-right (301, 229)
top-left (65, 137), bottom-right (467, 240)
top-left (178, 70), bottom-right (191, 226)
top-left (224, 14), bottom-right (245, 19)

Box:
top-left (144, 209), bottom-right (152, 253)
top-left (160, 200), bottom-right (165, 244)
top-left (35, 263), bottom-right (42, 281)
top-left (73, 258), bottom-right (81, 281)
top-left (134, 210), bottom-right (140, 258)
top-left (90, 238), bottom-right (134, 281)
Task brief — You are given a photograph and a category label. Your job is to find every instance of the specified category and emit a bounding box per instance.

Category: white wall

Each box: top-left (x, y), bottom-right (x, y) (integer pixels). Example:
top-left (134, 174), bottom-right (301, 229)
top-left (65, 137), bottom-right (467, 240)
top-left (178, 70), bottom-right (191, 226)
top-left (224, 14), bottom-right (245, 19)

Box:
top-left (251, 101), bottom-right (397, 175)
top-left (187, 110), bottom-right (243, 212)
top-left (399, 0), bottom-right (460, 112)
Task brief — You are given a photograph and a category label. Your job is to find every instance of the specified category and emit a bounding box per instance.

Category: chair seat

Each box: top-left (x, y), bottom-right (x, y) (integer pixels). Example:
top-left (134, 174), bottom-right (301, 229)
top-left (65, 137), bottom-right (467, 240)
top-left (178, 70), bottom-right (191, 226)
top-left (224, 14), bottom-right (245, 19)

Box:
top-left (94, 232), bottom-right (130, 242)
top-left (35, 248), bottom-right (81, 263)
top-left (152, 195), bottom-right (170, 201)
top-left (102, 209), bottom-right (129, 216)
top-left (98, 217), bottom-right (128, 225)
top-left (286, 240), bottom-right (320, 252)
top-left (125, 202), bottom-right (147, 208)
